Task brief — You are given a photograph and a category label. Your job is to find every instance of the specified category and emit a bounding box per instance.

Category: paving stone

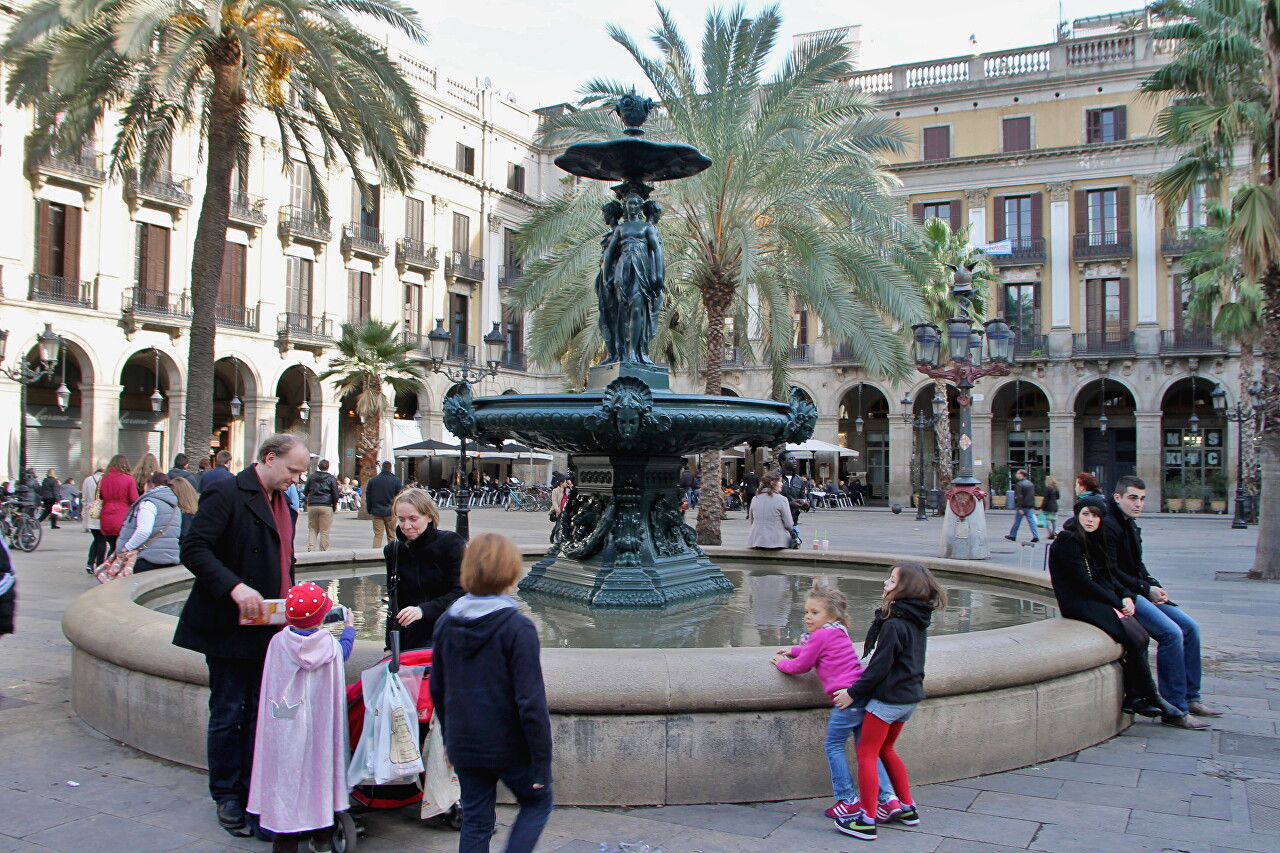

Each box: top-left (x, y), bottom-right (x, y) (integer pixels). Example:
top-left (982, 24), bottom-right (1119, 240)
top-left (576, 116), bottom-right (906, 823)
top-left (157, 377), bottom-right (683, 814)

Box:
top-left (934, 839), bottom-right (1029, 853)
top-left (0, 788), bottom-right (96, 838)
top-left (1138, 768), bottom-right (1233, 796)
top-left (1055, 780), bottom-right (1190, 816)
top-left (1219, 733), bottom-right (1280, 761)
top-left (536, 807), bottom-right (687, 846)
top-left (654, 825), bottom-right (821, 853)
top-left (950, 772), bottom-right (1063, 799)
top-left (1124, 811), bottom-right (1269, 852)
top-left (911, 784), bottom-right (980, 811)
top-left (1190, 792), bottom-right (1233, 820)
top-left (889, 806), bottom-right (1039, 847)
top-left (629, 803), bottom-right (790, 839)
top-left (970, 790), bottom-right (1129, 832)
top-left (1075, 749), bottom-right (1202, 774)
top-left (770, 816), bottom-right (944, 852)
top-left (1012, 762), bottom-right (1141, 787)
top-left (129, 800), bottom-right (268, 851)
top-left (1029, 823), bottom-right (1211, 853)
top-left (24, 813), bottom-right (203, 853)
top-left (0, 836), bottom-right (59, 853)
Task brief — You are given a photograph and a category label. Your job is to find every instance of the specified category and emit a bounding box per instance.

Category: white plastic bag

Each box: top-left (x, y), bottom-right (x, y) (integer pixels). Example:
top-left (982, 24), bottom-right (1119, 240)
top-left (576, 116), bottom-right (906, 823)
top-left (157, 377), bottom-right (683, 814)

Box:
top-left (420, 718), bottom-right (460, 819)
top-left (347, 662), bottom-right (425, 787)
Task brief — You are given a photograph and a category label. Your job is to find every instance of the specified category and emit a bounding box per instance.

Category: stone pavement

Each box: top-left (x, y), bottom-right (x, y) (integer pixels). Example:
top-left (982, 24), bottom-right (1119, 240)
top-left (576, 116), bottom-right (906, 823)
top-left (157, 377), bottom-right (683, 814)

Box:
top-left (3, 505), bottom-right (1279, 852)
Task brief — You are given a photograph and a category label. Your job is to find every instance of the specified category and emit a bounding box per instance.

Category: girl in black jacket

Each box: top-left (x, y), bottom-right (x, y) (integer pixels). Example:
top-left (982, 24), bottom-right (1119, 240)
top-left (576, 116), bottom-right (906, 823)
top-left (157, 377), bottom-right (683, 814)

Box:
top-left (832, 562), bottom-right (946, 841)
top-left (384, 488), bottom-right (465, 651)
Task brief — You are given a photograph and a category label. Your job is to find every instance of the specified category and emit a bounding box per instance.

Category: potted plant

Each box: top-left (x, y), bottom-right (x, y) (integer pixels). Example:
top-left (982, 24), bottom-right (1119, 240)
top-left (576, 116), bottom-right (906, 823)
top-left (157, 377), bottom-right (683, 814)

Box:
top-left (1183, 471), bottom-right (1205, 513)
top-left (1163, 479), bottom-right (1184, 512)
top-left (989, 464), bottom-right (1011, 509)
top-left (1206, 470), bottom-right (1228, 514)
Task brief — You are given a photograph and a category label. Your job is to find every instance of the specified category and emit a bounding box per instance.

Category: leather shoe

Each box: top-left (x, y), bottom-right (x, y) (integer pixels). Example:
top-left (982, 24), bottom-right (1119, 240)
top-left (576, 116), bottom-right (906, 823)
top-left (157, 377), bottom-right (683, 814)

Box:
top-left (217, 799), bottom-right (252, 837)
top-left (1162, 714), bottom-right (1211, 730)
top-left (1188, 701), bottom-right (1224, 717)
top-left (1122, 699), bottom-right (1162, 718)
top-left (1031, 537), bottom-right (1040, 542)
top-left (1004, 535), bottom-right (1016, 541)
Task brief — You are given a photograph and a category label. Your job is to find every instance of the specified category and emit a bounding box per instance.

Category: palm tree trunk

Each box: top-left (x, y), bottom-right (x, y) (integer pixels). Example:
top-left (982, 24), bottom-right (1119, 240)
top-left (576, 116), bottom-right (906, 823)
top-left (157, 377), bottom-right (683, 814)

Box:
top-left (933, 378), bottom-right (953, 491)
top-left (695, 280), bottom-right (733, 545)
top-left (1250, 265), bottom-right (1280, 579)
top-left (1240, 347), bottom-right (1259, 496)
top-left (183, 56), bottom-right (244, 470)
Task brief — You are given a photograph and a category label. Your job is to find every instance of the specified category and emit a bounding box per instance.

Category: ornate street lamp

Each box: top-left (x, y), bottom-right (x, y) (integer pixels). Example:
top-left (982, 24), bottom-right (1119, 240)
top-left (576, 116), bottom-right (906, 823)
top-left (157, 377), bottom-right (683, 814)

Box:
top-left (1012, 377), bottom-right (1023, 433)
top-left (901, 391), bottom-right (945, 521)
top-left (0, 323), bottom-right (64, 472)
top-left (1212, 382), bottom-right (1261, 529)
top-left (55, 351), bottom-right (71, 412)
top-left (229, 357), bottom-right (242, 419)
top-left (854, 384), bottom-right (865, 434)
top-left (149, 349), bottom-right (164, 413)
top-left (1098, 376), bottom-right (1108, 435)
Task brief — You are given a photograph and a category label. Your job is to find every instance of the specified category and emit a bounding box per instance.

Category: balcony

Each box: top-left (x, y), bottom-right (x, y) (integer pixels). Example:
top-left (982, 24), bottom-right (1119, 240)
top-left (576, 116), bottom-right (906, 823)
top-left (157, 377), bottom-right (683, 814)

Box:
top-left (215, 302), bottom-right (258, 331)
top-left (228, 192), bottom-right (268, 227)
top-left (791, 344), bottom-right (812, 364)
top-left (122, 287), bottom-right (191, 335)
top-left (449, 341), bottom-right (477, 363)
top-left (1013, 330), bottom-right (1048, 359)
top-left (500, 351), bottom-right (527, 371)
top-left (1161, 226), bottom-right (1211, 257)
top-left (125, 169), bottom-right (193, 209)
top-left (28, 148), bottom-right (107, 187)
top-left (1072, 331), bottom-right (1135, 356)
top-left (1073, 231), bottom-right (1132, 261)
top-left (990, 236), bottom-right (1047, 265)
top-left (1160, 328), bottom-right (1224, 354)
top-left (278, 205), bottom-right (332, 244)
top-left (830, 344), bottom-right (862, 365)
top-left (341, 222), bottom-right (388, 258)
top-left (396, 239), bottom-right (439, 272)
top-left (498, 264), bottom-right (524, 286)
top-left (446, 251), bottom-right (484, 282)
top-left (722, 346), bottom-right (744, 367)
top-left (276, 312), bottom-right (334, 353)
top-left (28, 273), bottom-right (95, 309)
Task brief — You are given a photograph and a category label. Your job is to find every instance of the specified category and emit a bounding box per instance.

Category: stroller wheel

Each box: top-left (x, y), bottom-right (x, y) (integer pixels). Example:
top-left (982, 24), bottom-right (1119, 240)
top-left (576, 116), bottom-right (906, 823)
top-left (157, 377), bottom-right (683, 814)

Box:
top-left (445, 803), bottom-right (464, 831)
top-left (333, 811), bottom-right (359, 853)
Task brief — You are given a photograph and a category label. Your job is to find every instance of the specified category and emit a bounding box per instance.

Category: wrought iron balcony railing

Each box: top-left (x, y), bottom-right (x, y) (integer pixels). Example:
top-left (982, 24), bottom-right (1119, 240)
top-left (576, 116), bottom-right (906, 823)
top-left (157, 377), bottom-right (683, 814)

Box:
top-left (1013, 330), bottom-right (1048, 359)
top-left (278, 205), bottom-right (332, 243)
top-left (791, 344), bottom-right (812, 364)
top-left (501, 351), bottom-right (527, 371)
top-left (1072, 231), bottom-right (1132, 260)
top-left (498, 264), bottom-right (524, 285)
top-left (277, 312), bottom-right (334, 342)
top-left (445, 251), bottom-right (484, 282)
top-left (28, 273), bottom-right (95, 309)
top-left (990, 236), bottom-right (1047, 265)
top-left (1072, 331), bottom-right (1135, 356)
top-left (126, 169), bottom-right (193, 207)
top-left (1160, 328), bottom-right (1224, 353)
top-left (123, 287), bottom-right (191, 320)
top-left (29, 148), bottom-right (107, 185)
top-left (341, 222), bottom-right (388, 257)
top-left (1161, 226), bottom-right (1212, 257)
top-left (830, 343), bottom-right (862, 364)
top-left (396, 239), bottom-right (439, 270)
top-left (215, 302), bottom-right (258, 331)
top-left (229, 192), bottom-right (268, 226)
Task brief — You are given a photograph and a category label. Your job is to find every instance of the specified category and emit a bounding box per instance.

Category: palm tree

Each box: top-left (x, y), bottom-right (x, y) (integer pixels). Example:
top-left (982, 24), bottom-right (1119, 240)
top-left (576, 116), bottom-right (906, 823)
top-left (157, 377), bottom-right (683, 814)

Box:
top-left (1183, 201), bottom-right (1264, 495)
top-left (919, 219), bottom-right (995, 491)
top-left (1144, 0), bottom-right (1280, 578)
top-left (510, 4), bottom-right (930, 543)
top-left (3, 0), bottom-right (428, 471)
top-left (319, 319), bottom-right (425, 492)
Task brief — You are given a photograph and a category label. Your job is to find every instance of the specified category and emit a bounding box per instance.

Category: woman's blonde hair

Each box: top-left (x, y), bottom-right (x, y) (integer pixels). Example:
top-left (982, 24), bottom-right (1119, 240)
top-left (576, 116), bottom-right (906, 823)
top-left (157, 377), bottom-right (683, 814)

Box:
top-left (169, 476), bottom-right (199, 515)
top-left (759, 471), bottom-right (783, 493)
top-left (807, 582), bottom-right (849, 629)
top-left (392, 487), bottom-right (440, 526)
top-left (884, 562), bottom-right (948, 616)
top-left (461, 533), bottom-right (523, 596)
top-left (132, 453), bottom-right (160, 492)
top-left (1045, 476), bottom-right (1057, 489)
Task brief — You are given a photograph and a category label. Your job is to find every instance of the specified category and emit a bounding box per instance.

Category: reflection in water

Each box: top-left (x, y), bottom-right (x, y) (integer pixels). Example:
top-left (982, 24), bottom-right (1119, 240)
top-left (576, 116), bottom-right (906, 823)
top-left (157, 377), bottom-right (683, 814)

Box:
top-left (155, 561), bottom-right (1055, 650)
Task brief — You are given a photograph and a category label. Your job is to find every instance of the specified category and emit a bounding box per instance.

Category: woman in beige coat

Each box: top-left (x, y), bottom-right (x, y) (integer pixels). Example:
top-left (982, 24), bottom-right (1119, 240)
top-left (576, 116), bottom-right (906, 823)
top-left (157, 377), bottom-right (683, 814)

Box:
top-left (746, 472), bottom-right (794, 550)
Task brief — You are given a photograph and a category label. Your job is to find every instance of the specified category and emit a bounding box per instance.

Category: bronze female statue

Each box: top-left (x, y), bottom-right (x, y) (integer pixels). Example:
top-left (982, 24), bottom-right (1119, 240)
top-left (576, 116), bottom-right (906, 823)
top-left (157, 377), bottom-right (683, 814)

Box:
top-left (599, 192), bottom-right (665, 363)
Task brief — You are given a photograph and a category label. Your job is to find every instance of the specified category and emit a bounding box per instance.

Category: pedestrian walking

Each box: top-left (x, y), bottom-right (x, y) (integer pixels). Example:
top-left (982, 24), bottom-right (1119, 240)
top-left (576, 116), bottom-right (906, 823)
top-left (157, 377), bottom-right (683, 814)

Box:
top-left (167, 453), bottom-right (194, 485)
top-left (1004, 469), bottom-right (1039, 543)
top-left (778, 450), bottom-right (811, 546)
top-left (200, 450), bottom-right (235, 493)
top-left (173, 433), bottom-right (309, 838)
top-left (246, 583), bottom-right (355, 853)
top-left (772, 583), bottom-right (900, 823)
top-left (1074, 471), bottom-right (1101, 499)
top-left (99, 455), bottom-right (140, 560)
top-left (1041, 476), bottom-right (1061, 539)
top-left (82, 465), bottom-right (107, 573)
top-left (303, 459), bottom-right (339, 552)
top-left (364, 461), bottom-right (402, 549)
top-left (741, 470), bottom-right (759, 512)
top-left (385, 488), bottom-right (464, 651)
top-left (37, 469), bottom-right (62, 529)
top-left (430, 533), bottom-right (554, 853)
top-left (831, 562), bottom-right (945, 841)
top-left (117, 472), bottom-right (183, 572)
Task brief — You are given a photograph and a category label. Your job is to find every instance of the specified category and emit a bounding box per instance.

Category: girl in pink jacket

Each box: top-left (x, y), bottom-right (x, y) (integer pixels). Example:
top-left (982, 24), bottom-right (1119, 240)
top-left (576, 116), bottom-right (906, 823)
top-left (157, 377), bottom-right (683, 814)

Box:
top-left (772, 583), bottom-right (901, 822)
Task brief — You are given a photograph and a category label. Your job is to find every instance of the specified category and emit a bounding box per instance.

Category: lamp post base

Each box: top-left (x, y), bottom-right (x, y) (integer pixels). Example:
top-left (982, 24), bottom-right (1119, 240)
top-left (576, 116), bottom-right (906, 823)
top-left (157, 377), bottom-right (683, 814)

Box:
top-left (1231, 490), bottom-right (1249, 530)
top-left (915, 489), bottom-right (929, 521)
top-left (456, 490), bottom-right (472, 540)
top-left (941, 501), bottom-right (990, 560)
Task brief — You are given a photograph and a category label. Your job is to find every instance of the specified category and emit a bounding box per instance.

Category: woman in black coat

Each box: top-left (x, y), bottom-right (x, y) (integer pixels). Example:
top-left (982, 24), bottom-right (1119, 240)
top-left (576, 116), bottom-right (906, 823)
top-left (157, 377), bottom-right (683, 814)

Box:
top-left (384, 488), bottom-right (465, 651)
top-left (1048, 495), bottom-right (1167, 718)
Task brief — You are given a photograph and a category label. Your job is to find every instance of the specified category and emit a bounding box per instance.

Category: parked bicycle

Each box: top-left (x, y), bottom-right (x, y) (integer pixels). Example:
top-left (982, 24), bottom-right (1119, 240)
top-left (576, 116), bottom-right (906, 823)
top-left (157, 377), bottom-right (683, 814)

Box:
top-left (0, 500), bottom-right (41, 553)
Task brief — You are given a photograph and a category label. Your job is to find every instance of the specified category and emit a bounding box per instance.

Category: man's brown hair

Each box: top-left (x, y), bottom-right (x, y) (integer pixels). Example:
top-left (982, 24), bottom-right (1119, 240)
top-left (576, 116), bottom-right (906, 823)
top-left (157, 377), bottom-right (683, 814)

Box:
top-left (461, 533), bottom-right (523, 596)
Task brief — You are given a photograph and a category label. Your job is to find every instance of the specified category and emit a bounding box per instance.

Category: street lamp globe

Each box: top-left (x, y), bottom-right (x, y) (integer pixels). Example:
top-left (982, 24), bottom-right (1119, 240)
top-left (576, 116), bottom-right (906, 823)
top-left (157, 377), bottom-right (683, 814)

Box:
top-left (946, 318), bottom-right (970, 363)
top-left (0, 329), bottom-right (9, 363)
top-left (55, 382), bottom-right (71, 411)
top-left (483, 322), bottom-right (507, 367)
top-left (1211, 384), bottom-right (1227, 414)
top-left (931, 393), bottom-right (945, 418)
top-left (911, 323), bottom-right (941, 368)
top-left (36, 323), bottom-right (61, 365)
top-left (427, 318), bottom-right (451, 363)
top-left (230, 395), bottom-right (243, 418)
top-left (900, 392), bottom-right (913, 422)
top-left (149, 388), bottom-right (164, 413)
top-left (298, 399), bottom-right (311, 421)
top-left (984, 318), bottom-right (1015, 364)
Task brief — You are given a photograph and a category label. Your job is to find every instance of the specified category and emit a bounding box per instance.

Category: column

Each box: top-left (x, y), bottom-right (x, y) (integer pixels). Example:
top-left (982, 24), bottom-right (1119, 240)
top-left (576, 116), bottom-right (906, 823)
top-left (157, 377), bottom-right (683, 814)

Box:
top-left (1048, 410), bottom-right (1077, 490)
top-left (81, 384), bottom-right (124, 477)
top-left (888, 418), bottom-right (914, 507)
top-left (814, 415), bottom-right (840, 446)
top-left (970, 411), bottom-right (994, 488)
top-left (316, 400), bottom-right (342, 466)
top-left (1135, 411), bottom-right (1163, 509)
top-left (965, 188), bottom-right (988, 246)
top-left (1133, 174), bottom-right (1161, 354)
top-left (1046, 181), bottom-right (1074, 358)
top-left (242, 395), bottom-right (278, 460)
top-left (165, 390), bottom-right (186, 465)
top-left (1, 382), bottom-right (22, 480)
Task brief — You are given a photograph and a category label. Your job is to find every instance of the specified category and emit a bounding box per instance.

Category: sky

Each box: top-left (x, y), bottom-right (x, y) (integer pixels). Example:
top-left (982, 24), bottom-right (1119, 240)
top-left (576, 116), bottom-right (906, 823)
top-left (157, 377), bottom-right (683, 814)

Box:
top-left (400, 0), bottom-right (1146, 109)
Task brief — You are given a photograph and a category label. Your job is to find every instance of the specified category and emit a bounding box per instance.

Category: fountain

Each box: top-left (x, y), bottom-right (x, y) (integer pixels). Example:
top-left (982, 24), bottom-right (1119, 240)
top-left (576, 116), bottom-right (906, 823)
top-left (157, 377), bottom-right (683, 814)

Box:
top-left (446, 93), bottom-right (817, 606)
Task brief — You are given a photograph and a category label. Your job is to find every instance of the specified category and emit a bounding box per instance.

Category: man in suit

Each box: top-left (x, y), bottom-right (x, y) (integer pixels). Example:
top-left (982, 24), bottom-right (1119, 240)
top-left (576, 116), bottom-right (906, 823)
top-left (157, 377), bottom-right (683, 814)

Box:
top-left (777, 450), bottom-right (810, 546)
top-left (174, 434), bottom-right (309, 837)
top-left (741, 470), bottom-right (760, 512)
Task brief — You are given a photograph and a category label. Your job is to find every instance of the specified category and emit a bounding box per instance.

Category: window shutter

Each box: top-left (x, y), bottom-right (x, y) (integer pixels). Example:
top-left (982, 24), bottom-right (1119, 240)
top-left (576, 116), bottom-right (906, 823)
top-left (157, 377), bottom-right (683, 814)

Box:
top-left (992, 196), bottom-right (1006, 241)
top-left (1085, 109), bottom-right (1100, 143)
top-left (912, 203), bottom-right (924, 224)
top-left (152, 226), bottom-right (169, 295)
top-left (1086, 279), bottom-right (1102, 331)
top-left (63, 204), bottom-right (81, 281)
top-left (1172, 274), bottom-right (1185, 330)
top-left (923, 126), bottom-right (950, 160)
top-left (405, 198), bottom-right (424, 243)
top-left (1117, 186), bottom-right (1131, 233)
top-left (453, 212), bottom-right (469, 255)
top-left (1003, 117), bottom-right (1030, 151)
top-left (1118, 277), bottom-right (1131, 331)
top-left (135, 223), bottom-right (145, 290)
top-left (1075, 190), bottom-right (1088, 235)
top-left (1032, 282), bottom-right (1042, 331)
top-left (949, 201), bottom-right (962, 233)
top-left (1114, 106), bottom-right (1127, 141)
top-left (1029, 193), bottom-right (1043, 239)
top-left (36, 200), bottom-right (52, 276)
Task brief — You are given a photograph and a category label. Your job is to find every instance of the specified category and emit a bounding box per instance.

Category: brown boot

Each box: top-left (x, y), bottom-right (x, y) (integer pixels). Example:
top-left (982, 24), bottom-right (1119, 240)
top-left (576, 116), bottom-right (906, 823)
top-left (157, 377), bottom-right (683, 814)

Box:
top-left (272, 833), bottom-right (300, 853)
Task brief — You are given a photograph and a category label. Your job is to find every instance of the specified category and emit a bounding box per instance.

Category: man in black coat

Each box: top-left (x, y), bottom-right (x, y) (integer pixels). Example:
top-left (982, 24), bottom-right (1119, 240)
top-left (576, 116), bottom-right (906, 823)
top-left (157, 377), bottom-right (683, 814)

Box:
top-left (199, 450), bottom-right (234, 494)
top-left (174, 434), bottom-right (309, 837)
top-left (777, 451), bottom-right (810, 543)
top-left (302, 458), bottom-right (339, 552)
top-left (364, 461), bottom-right (403, 548)
top-left (741, 470), bottom-right (760, 512)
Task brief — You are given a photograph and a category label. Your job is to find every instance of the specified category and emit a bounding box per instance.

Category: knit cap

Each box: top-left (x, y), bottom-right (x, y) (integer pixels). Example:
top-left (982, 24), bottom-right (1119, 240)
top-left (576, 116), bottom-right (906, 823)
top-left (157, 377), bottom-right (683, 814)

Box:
top-left (284, 582), bottom-right (332, 629)
top-left (1072, 494), bottom-right (1108, 518)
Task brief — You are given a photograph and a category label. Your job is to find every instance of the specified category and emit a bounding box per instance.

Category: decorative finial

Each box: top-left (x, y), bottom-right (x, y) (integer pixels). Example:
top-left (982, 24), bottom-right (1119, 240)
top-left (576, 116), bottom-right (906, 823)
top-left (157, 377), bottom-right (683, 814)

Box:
top-left (614, 89), bottom-right (655, 137)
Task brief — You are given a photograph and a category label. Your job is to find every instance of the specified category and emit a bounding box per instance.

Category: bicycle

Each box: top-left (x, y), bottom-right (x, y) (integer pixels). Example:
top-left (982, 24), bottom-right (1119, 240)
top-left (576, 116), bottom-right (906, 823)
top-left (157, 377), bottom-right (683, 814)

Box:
top-left (0, 501), bottom-right (42, 553)
top-left (505, 488), bottom-right (538, 512)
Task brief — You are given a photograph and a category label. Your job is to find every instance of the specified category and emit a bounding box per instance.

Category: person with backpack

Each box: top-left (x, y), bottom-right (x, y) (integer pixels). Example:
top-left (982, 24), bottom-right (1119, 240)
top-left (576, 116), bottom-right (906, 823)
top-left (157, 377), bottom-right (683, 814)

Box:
top-left (302, 459), bottom-right (340, 552)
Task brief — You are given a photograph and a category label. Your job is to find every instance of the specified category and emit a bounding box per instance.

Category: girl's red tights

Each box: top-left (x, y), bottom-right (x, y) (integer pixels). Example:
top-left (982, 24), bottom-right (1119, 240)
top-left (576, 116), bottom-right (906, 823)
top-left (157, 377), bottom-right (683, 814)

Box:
top-left (856, 712), bottom-right (912, 812)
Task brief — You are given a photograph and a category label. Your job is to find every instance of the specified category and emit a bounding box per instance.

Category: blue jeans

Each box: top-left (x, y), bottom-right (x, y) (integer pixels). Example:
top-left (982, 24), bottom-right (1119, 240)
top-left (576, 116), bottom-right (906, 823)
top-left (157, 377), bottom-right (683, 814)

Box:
top-left (1133, 597), bottom-right (1202, 715)
top-left (1008, 508), bottom-right (1039, 539)
top-left (455, 764), bottom-right (553, 853)
top-left (205, 656), bottom-right (264, 804)
top-left (826, 705), bottom-right (894, 803)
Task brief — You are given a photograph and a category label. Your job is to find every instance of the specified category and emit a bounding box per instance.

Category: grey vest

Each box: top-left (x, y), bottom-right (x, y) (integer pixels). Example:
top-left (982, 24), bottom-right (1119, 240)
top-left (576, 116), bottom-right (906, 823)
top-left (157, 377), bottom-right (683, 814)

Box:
top-left (117, 487), bottom-right (182, 566)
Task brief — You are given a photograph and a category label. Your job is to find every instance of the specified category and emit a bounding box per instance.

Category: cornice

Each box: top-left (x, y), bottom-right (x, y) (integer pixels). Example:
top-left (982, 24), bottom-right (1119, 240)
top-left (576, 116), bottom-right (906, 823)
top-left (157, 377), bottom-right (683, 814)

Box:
top-left (893, 138), bottom-right (1159, 174)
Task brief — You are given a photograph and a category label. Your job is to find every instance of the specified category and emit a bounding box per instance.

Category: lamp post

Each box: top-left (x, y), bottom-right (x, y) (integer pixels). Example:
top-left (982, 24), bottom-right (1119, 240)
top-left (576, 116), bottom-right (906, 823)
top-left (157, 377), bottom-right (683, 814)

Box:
top-left (1211, 382), bottom-right (1261, 529)
top-left (426, 319), bottom-right (508, 539)
top-left (901, 391), bottom-right (945, 521)
top-left (910, 277), bottom-right (1014, 559)
top-left (0, 324), bottom-right (64, 475)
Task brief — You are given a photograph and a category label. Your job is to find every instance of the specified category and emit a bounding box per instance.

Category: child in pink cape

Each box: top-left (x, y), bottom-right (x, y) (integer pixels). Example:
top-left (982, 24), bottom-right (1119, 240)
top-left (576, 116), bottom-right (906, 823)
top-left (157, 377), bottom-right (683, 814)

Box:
top-left (248, 582), bottom-right (355, 853)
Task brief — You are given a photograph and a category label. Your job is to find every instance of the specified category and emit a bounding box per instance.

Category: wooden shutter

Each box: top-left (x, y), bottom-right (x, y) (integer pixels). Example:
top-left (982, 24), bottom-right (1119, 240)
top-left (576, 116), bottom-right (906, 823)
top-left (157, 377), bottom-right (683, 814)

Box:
top-left (1086, 279), bottom-right (1103, 331)
top-left (452, 212), bottom-right (469, 255)
top-left (1172, 274), bottom-right (1185, 330)
top-left (1003, 117), bottom-right (1030, 151)
top-left (290, 163), bottom-right (310, 211)
top-left (912, 203), bottom-right (923, 224)
top-left (1118, 277), bottom-right (1131, 332)
top-left (351, 180), bottom-right (361, 224)
top-left (1075, 190), bottom-right (1088, 235)
top-left (1114, 106), bottom-right (1127, 141)
top-left (36, 200), bottom-right (52, 275)
top-left (405, 198), bottom-right (424, 242)
top-left (63, 204), bottom-right (80, 280)
top-left (219, 243), bottom-right (244, 305)
top-left (923, 126), bottom-right (950, 160)
top-left (992, 196), bottom-right (1006, 240)
top-left (1117, 186), bottom-right (1131, 232)
top-left (949, 201), bottom-right (962, 233)
top-left (1085, 109), bottom-right (1100, 143)
top-left (149, 226), bottom-right (169, 295)
top-left (1030, 193), bottom-right (1043, 239)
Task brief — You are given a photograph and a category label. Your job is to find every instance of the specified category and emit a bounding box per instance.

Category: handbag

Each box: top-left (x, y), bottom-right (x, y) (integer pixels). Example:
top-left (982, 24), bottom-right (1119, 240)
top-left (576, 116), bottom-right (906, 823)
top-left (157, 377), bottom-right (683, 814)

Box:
top-left (95, 501), bottom-right (177, 583)
top-left (88, 475), bottom-right (103, 520)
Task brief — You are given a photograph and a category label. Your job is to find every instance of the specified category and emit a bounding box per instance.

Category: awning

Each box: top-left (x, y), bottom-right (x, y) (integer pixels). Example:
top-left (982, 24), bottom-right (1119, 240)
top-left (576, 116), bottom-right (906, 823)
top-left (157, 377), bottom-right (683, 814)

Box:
top-left (784, 439), bottom-right (860, 459)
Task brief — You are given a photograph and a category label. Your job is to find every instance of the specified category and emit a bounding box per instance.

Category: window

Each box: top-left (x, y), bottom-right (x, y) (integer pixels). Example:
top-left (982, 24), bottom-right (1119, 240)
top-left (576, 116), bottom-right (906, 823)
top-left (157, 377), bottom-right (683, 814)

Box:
top-left (1003, 283), bottom-right (1040, 335)
top-left (912, 200), bottom-right (961, 232)
top-left (792, 300), bottom-right (809, 346)
top-left (503, 309), bottom-right (524, 365)
top-left (1086, 278), bottom-right (1130, 339)
top-left (347, 270), bottom-right (372, 322)
top-left (1002, 196), bottom-right (1034, 240)
top-left (450, 292), bottom-right (469, 346)
top-left (404, 283), bottom-right (424, 335)
top-left (452, 212), bottom-right (470, 257)
top-left (230, 158), bottom-right (249, 196)
top-left (922, 125), bottom-right (950, 160)
top-left (1002, 117), bottom-right (1031, 152)
top-left (289, 162), bottom-right (313, 211)
top-left (285, 256), bottom-right (313, 317)
top-left (1008, 429), bottom-right (1049, 473)
top-left (502, 227), bottom-right (520, 280)
top-left (1087, 189), bottom-right (1118, 237)
top-left (1085, 107), bottom-right (1127, 143)
top-left (1177, 183), bottom-right (1208, 230)
top-left (1173, 274), bottom-right (1211, 334)
top-left (1075, 187), bottom-right (1130, 247)
top-left (219, 242), bottom-right (246, 307)
top-left (36, 200), bottom-right (81, 279)
top-left (351, 181), bottom-right (379, 229)
top-left (507, 163), bottom-right (526, 193)
top-left (405, 198), bottom-right (425, 243)
top-left (134, 223), bottom-right (170, 301)
top-left (455, 143), bottom-right (475, 175)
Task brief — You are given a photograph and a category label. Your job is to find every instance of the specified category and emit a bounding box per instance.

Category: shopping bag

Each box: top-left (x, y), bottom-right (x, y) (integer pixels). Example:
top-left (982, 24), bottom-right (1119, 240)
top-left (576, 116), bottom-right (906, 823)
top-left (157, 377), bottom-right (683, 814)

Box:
top-left (347, 662), bottom-right (425, 787)
top-left (94, 550), bottom-right (137, 583)
top-left (1036, 510), bottom-right (1048, 528)
top-left (420, 719), bottom-right (460, 819)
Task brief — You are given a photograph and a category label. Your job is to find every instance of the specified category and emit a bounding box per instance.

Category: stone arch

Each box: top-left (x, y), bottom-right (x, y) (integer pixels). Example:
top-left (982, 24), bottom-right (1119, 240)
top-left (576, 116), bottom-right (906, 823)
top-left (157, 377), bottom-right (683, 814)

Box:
top-left (1066, 373), bottom-right (1139, 414)
top-left (1159, 375), bottom-right (1226, 508)
top-left (720, 386), bottom-right (740, 397)
top-left (116, 347), bottom-right (182, 465)
top-left (835, 381), bottom-right (893, 501)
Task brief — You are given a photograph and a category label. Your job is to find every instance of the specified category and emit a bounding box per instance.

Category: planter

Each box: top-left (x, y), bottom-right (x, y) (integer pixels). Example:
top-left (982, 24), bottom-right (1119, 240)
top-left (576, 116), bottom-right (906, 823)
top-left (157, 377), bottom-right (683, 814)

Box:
top-left (1210, 500), bottom-right (1227, 514)
top-left (1165, 498), bottom-right (1185, 512)
top-left (991, 495), bottom-right (1008, 509)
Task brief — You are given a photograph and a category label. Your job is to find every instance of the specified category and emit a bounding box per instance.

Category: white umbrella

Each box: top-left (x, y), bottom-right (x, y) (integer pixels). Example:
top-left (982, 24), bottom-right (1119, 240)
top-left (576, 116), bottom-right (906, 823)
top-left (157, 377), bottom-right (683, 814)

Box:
top-left (785, 438), bottom-right (859, 458)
